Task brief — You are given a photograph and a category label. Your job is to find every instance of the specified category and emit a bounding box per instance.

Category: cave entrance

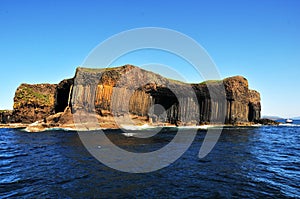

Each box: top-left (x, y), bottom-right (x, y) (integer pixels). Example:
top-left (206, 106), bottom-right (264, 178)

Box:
top-left (150, 89), bottom-right (179, 124)
top-left (55, 79), bottom-right (73, 113)
top-left (248, 103), bottom-right (254, 122)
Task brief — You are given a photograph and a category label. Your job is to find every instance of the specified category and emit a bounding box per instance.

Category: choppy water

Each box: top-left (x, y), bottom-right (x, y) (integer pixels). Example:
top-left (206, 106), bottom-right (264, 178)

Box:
top-left (0, 125), bottom-right (299, 198)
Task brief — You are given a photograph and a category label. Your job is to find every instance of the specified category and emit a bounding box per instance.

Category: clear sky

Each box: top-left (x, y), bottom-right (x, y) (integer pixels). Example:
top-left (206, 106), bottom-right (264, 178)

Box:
top-left (0, 0), bottom-right (299, 118)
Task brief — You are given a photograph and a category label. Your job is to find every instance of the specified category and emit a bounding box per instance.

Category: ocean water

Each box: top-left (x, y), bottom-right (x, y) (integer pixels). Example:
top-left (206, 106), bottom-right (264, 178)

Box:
top-left (0, 125), bottom-right (299, 198)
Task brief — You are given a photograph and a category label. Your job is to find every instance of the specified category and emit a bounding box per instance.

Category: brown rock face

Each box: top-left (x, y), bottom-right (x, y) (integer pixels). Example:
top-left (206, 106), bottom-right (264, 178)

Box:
top-left (248, 90), bottom-right (261, 122)
top-left (11, 65), bottom-right (261, 126)
top-left (46, 106), bottom-right (74, 127)
top-left (223, 76), bottom-right (250, 123)
top-left (71, 65), bottom-right (261, 126)
top-left (13, 83), bottom-right (57, 123)
top-left (0, 110), bottom-right (13, 124)
top-left (72, 65), bottom-right (201, 125)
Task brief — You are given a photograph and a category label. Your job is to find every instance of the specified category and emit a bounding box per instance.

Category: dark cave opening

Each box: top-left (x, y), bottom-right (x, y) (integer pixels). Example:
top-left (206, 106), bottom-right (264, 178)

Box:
top-left (55, 79), bottom-right (73, 113)
top-left (248, 103), bottom-right (254, 122)
top-left (150, 88), bottom-right (179, 124)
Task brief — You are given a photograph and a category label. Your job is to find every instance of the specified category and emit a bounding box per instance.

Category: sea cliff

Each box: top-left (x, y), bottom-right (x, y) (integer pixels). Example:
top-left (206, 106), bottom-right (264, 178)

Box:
top-left (1, 65), bottom-right (262, 131)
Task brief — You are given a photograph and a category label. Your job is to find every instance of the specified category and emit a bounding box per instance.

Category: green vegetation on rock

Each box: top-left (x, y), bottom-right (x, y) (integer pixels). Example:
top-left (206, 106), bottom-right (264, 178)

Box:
top-left (199, 80), bottom-right (223, 85)
top-left (19, 87), bottom-right (49, 102)
top-left (14, 84), bottom-right (55, 109)
top-left (0, 110), bottom-right (10, 113)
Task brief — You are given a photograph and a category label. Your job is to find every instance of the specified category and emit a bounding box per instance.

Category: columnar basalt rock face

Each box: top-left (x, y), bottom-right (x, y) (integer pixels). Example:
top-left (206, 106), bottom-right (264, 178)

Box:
top-left (248, 90), bottom-right (261, 122)
top-left (9, 65), bottom-right (261, 126)
top-left (223, 76), bottom-right (250, 123)
top-left (192, 81), bottom-right (227, 123)
top-left (13, 84), bottom-right (57, 123)
top-left (72, 65), bottom-right (201, 125)
top-left (71, 65), bottom-right (260, 125)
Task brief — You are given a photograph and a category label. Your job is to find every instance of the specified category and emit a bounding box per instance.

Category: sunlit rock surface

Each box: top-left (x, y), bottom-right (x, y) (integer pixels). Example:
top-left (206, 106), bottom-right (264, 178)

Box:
top-left (12, 84), bottom-right (57, 123)
top-left (7, 65), bottom-right (261, 129)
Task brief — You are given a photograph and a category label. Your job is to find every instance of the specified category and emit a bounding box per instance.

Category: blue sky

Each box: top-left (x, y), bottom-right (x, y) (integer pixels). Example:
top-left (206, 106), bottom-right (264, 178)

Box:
top-left (0, 0), bottom-right (299, 118)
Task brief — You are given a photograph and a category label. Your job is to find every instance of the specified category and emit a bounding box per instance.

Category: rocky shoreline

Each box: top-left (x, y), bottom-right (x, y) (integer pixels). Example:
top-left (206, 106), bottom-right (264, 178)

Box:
top-left (1, 65), bottom-right (267, 132)
top-left (0, 120), bottom-right (280, 133)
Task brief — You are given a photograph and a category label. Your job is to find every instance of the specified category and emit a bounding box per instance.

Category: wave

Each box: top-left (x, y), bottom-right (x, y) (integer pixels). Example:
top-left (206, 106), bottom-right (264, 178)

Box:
top-left (44, 127), bottom-right (76, 131)
top-left (121, 124), bottom-right (261, 132)
top-left (120, 124), bottom-right (158, 131)
top-left (278, 123), bottom-right (300, 127)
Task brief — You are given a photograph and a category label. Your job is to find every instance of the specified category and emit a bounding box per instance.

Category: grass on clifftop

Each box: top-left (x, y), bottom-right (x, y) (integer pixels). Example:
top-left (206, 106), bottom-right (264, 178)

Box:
top-left (199, 80), bottom-right (223, 85)
top-left (14, 86), bottom-right (54, 107)
top-left (0, 110), bottom-right (11, 113)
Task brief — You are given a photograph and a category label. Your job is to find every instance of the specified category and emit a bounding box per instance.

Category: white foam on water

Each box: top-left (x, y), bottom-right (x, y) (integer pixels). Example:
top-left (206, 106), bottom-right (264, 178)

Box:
top-left (279, 123), bottom-right (300, 127)
top-left (176, 125), bottom-right (210, 130)
top-left (122, 133), bottom-right (135, 137)
top-left (120, 124), bottom-right (158, 131)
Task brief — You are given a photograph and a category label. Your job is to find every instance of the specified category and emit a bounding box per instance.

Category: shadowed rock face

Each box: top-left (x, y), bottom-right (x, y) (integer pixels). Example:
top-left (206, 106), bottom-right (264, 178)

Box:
top-left (0, 110), bottom-right (13, 124)
top-left (248, 90), bottom-right (261, 122)
top-left (55, 78), bottom-right (73, 113)
top-left (9, 65), bottom-right (261, 125)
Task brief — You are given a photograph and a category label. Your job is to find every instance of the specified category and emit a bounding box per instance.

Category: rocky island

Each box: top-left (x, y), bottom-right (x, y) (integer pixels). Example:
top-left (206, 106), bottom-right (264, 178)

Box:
top-left (1, 65), bottom-right (263, 132)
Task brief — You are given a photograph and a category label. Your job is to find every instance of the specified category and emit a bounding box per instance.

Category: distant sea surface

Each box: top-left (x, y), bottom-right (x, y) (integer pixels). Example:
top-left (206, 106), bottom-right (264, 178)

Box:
top-left (277, 119), bottom-right (300, 125)
top-left (0, 124), bottom-right (299, 198)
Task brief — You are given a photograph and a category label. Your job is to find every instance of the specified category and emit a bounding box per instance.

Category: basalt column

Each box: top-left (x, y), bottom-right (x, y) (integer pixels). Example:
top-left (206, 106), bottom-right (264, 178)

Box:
top-left (248, 90), bottom-right (261, 122)
top-left (223, 76), bottom-right (250, 123)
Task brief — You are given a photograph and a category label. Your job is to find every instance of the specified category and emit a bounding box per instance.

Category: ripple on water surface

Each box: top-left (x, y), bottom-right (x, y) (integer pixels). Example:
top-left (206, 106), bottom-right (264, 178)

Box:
top-left (0, 126), bottom-right (299, 198)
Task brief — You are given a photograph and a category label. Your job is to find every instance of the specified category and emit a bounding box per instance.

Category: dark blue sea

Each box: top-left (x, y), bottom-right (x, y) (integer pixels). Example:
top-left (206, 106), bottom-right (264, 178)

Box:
top-left (0, 123), bottom-right (299, 198)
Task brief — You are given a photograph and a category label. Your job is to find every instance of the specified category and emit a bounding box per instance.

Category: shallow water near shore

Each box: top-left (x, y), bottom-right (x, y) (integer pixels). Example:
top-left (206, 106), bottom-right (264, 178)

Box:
top-left (0, 125), bottom-right (299, 198)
